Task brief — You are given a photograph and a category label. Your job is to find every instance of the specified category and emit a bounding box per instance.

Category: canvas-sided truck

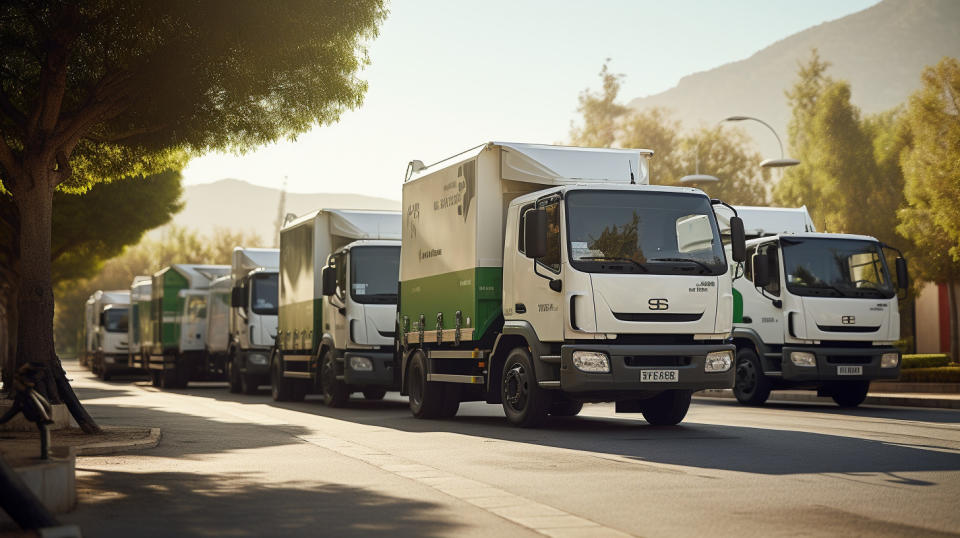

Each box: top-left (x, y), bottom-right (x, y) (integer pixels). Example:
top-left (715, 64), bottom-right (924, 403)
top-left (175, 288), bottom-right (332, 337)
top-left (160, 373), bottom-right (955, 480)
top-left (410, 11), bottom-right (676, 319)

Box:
top-left (207, 247), bottom-right (279, 394)
top-left (273, 209), bottom-right (401, 406)
top-left (397, 142), bottom-right (747, 427)
top-left (147, 264), bottom-right (230, 388)
top-left (724, 206), bottom-right (908, 407)
top-left (91, 290), bottom-right (131, 380)
top-left (128, 276), bottom-right (152, 374)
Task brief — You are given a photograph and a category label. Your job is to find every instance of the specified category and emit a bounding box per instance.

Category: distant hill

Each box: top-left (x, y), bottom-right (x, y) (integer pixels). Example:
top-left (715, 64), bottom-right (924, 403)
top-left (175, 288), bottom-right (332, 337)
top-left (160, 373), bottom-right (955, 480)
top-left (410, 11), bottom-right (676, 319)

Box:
top-left (167, 178), bottom-right (400, 242)
top-left (627, 0), bottom-right (960, 154)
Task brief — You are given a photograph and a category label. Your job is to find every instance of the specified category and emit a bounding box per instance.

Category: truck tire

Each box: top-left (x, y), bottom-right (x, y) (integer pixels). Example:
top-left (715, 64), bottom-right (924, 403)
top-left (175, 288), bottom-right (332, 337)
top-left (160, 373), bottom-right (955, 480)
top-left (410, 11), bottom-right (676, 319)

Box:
top-left (99, 365), bottom-right (112, 382)
top-left (150, 371), bottom-right (160, 387)
top-left (830, 381), bottom-right (870, 408)
top-left (160, 367), bottom-right (179, 389)
top-left (407, 350), bottom-right (459, 419)
top-left (641, 390), bottom-right (692, 426)
top-left (501, 347), bottom-right (549, 428)
top-left (733, 348), bottom-right (772, 406)
top-left (227, 355), bottom-right (242, 393)
top-left (549, 398), bottom-right (583, 417)
top-left (362, 388), bottom-right (387, 401)
top-left (271, 351), bottom-right (305, 402)
top-left (241, 373), bottom-right (261, 395)
top-left (321, 350), bottom-right (350, 407)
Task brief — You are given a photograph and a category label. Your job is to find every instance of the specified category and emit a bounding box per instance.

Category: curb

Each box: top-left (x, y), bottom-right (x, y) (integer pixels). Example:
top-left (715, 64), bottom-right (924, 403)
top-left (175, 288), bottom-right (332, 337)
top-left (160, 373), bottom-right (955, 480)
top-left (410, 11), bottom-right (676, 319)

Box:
top-left (695, 389), bottom-right (960, 410)
top-left (74, 428), bottom-right (161, 457)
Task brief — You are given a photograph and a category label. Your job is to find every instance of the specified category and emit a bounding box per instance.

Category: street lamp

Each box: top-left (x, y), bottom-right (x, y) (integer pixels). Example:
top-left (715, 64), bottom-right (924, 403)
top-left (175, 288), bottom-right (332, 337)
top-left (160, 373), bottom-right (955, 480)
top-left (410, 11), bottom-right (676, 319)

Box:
top-left (723, 115), bottom-right (800, 168)
top-left (679, 130), bottom-right (721, 185)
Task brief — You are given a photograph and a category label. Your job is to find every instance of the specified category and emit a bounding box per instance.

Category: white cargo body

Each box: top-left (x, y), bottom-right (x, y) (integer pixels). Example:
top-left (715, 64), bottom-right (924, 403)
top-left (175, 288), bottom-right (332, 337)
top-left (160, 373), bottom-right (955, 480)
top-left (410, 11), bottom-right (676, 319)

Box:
top-left (727, 206), bottom-right (907, 408)
top-left (397, 142), bottom-right (746, 427)
top-left (90, 290), bottom-right (131, 380)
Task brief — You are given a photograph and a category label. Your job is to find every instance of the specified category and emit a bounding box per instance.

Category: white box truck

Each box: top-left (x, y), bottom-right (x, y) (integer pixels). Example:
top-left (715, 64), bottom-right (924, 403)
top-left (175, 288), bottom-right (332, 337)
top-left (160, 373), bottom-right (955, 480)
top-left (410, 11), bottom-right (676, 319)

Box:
top-left (397, 142), bottom-right (746, 427)
top-left (128, 276), bottom-right (152, 374)
top-left (723, 206), bottom-right (907, 407)
top-left (206, 247), bottom-right (279, 394)
top-left (147, 264), bottom-right (230, 388)
top-left (90, 290), bottom-right (131, 380)
top-left (273, 209), bottom-right (402, 406)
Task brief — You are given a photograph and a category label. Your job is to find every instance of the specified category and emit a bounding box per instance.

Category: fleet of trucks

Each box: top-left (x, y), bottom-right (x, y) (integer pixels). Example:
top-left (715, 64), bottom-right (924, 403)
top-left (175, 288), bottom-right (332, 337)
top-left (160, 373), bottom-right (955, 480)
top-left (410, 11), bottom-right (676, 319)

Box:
top-left (144, 264), bottom-right (230, 388)
top-left (206, 247), bottom-right (280, 394)
top-left (272, 209), bottom-right (402, 406)
top-left (726, 206), bottom-right (907, 407)
top-left (88, 290), bottom-right (131, 381)
top-left (396, 142), bottom-right (746, 427)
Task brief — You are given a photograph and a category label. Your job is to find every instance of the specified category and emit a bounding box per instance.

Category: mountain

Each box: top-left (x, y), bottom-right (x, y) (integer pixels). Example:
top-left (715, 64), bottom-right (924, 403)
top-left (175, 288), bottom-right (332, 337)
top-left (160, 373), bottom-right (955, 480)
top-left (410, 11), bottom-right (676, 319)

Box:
top-left (627, 0), bottom-right (960, 154)
top-left (168, 178), bottom-right (400, 242)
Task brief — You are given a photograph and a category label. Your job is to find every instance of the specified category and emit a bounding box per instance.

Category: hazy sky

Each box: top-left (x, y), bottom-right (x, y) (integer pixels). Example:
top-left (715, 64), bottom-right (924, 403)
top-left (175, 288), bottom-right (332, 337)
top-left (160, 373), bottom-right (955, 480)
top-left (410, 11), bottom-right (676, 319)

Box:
top-left (182, 0), bottom-right (879, 200)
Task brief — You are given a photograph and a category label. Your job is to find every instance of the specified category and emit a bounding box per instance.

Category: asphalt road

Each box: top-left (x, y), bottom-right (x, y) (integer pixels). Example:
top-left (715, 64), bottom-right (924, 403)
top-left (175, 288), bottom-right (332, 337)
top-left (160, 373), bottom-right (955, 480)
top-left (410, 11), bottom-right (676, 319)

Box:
top-left (60, 360), bottom-right (960, 537)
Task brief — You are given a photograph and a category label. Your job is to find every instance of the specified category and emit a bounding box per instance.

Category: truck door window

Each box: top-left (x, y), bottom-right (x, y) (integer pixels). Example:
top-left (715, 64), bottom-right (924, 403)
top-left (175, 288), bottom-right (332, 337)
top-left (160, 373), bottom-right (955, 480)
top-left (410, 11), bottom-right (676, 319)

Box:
top-left (518, 203), bottom-right (534, 254)
top-left (335, 252), bottom-right (347, 299)
top-left (187, 296), bottom-right (207, 322)
top-left (539, 201), bottom-right (561, 273)
top-left (744, 245), bottom-right (757, 281)
top-left (759, 244), bottom-right (780, 296)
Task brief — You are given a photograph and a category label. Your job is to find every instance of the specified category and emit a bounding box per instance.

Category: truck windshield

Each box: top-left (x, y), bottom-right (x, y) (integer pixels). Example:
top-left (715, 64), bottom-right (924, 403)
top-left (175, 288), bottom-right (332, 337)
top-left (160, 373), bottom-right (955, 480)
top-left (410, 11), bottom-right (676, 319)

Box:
top-left (565, 190), bottom-right (727, 275)
top-left (350, 246), bottom-right (401, 304)
top-left (251, 273), bottom-right (278, 315)
top-left (103, 308), bottom-right (128, 333)
top-left (781, 237), bottom-right (894, 299)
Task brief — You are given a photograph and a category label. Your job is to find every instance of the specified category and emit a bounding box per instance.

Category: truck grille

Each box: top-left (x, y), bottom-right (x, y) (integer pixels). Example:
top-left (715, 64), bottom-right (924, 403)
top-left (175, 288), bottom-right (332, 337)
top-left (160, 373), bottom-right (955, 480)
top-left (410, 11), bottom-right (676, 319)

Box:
top-left (826, 356), bottom-right (873, 365)
top-left (613, 312), bottom-right (703, 322)
top-left (623, 356), bottom-right (692, 367)
top-left (817, 324), bottom-right (880, 333)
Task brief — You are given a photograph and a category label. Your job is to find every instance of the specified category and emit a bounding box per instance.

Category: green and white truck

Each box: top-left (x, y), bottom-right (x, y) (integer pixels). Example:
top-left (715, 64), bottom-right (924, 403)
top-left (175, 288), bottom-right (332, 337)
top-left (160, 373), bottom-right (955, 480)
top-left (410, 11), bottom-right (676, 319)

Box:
top-left (207, 247), bottom-right (279, 394)
top-left (725, 206), bottom-right (908, 407)
top-left (397, 142), bottom-right (746, 427)
top-left (272, 209), bottom-right (402, 406)
top-left (145, 264), bottom-right (230, 388)
top-left (127, 276), bottom-right (152, 376)
top-left (89, 290), bottom-right (131, 381)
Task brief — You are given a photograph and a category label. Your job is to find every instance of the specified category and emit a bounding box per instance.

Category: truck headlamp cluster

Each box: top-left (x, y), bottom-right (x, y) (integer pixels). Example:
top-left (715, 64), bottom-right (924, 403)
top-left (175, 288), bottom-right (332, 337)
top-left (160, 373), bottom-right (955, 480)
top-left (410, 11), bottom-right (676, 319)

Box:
top-left (880, 352), bottom-right (899, 368)
top-left (104, 356), bottom-right (116, 364)
top-left (704, 351), bottom-right (733, 372)
top-left (248, 353), bottom-right (269, 366)
top-left (790, 351), bottom-right (817, 367)
top-left (572, 351), bottom-right (610, 373)
top-left (349, 356), bottom-right (374, 372)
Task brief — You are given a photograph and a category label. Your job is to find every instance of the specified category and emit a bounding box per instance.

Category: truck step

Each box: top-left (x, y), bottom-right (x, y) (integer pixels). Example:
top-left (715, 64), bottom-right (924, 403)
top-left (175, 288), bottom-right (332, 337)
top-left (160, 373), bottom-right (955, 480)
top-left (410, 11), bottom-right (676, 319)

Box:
top-left (538, 380), bottom-right (561, 389)
top-left (427, 374), bottom-right (485, 384)
top-left (539, 355), bottom-right (561, 364)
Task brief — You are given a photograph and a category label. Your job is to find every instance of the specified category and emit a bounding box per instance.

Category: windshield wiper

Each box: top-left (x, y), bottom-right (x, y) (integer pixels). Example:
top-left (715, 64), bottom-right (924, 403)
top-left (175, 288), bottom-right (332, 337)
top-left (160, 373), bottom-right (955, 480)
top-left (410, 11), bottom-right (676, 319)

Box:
top-left (649, 257), bottom-right (714, 274)
top-left (579, 256), bottom-right (648, 272)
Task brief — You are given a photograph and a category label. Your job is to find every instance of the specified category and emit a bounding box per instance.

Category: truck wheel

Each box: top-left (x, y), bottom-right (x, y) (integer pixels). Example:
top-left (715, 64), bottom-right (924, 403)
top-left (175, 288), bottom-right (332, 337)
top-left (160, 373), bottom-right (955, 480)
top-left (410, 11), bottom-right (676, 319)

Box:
top-left (733, 348), bottom-right (771, 406)
top-left (99, 365), bottom-right (112, 382)
top-left (271, 351), bottom-right (305, 402)
top-left (150, 371), bottom-right (160, 387)
top-left (227, 356), bottom-right (242, 393)
top-left (549, 398), bottom-right (583, 417)
top-left (160, 367), bottom-right (178, 389)
top-left (501, 347), bottom-right (549, 428)
top-left (830, 381), bottom-right (870, 408)
top-left (321, 350), bottom-right (350, 408)
top-left (363, 388), bottom-right (387, 401)
top-left (407, 350), bottom-right (456, 419)
top-left (241, 373), bottom-right (261, 395)
top-left (641, 390), bottom-right (692, 426)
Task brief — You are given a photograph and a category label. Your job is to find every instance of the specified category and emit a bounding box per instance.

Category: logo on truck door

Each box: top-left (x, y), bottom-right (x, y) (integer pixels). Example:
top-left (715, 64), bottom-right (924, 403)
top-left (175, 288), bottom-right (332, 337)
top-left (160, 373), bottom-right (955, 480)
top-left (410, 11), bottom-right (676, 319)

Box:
top-left (648, 298), bottom-right (669, 310)
top-left (842, 315), bottom-right (855, 324)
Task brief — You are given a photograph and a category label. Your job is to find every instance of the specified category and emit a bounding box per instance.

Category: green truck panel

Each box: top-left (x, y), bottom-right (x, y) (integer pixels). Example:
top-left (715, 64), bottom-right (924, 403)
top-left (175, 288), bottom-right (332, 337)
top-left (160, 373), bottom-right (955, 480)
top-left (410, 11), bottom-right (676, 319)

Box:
top-left (399, 267), bottom-right (502, 341)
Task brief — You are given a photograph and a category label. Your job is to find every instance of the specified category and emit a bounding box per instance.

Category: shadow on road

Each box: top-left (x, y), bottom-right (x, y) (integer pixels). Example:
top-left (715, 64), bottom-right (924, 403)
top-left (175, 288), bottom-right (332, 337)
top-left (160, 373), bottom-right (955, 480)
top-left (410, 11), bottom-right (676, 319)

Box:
top-left (695, 397), bottom-right (960, 425)
top-left (63, 468), bottom-right (461, 538)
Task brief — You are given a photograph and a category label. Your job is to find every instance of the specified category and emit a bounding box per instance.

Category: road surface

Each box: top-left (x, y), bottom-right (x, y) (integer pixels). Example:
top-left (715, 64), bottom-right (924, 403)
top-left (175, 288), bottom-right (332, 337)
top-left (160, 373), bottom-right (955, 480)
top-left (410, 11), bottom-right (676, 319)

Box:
top-left (60, 360), bottom-right (960, 537)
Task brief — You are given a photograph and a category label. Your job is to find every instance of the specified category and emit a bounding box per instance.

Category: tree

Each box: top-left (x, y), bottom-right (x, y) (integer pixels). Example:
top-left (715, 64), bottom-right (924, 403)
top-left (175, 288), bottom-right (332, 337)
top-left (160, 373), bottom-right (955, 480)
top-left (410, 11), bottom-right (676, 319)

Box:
top-left (898, 57), bottom-right (960, 361)
top-left (569, 62), bottom-right (629, 148)
top-left (0, 1), bottom-right (386, 432)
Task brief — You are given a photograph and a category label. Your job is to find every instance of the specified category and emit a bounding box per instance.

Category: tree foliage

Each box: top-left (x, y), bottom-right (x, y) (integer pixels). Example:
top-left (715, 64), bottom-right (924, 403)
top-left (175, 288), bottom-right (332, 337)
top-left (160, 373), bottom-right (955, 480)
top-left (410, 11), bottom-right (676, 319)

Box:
top-left (570, 62), bottom-right (769, 206)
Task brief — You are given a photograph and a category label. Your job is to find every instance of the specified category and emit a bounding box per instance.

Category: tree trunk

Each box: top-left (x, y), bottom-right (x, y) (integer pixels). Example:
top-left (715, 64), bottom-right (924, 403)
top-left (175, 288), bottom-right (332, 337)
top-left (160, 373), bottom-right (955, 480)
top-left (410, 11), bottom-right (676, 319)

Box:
top-left (949, 278), bottom-right (959, 364)
top-left (12, 164), bottom-right (100, 433)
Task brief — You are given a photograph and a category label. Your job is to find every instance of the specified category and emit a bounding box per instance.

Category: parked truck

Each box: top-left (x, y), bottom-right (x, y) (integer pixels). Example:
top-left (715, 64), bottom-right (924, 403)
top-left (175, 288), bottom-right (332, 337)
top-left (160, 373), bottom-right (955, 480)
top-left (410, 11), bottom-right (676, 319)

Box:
top-left (128, 276), bottom-right (152, 375)
top-left (725, 206), bottom-right (908, 407)
top-left (397, 142), bottom-right (746, 427)
top-left (272, 209), bottom-right (402, 406)
top-left (80, 294), bottom-right (97, 368)
top-left (206, 247), bottom-right (279, 394)
top-left (90, 290), bottom-right (131, 380)
top-left (146, 264), bottom-right (230, 388)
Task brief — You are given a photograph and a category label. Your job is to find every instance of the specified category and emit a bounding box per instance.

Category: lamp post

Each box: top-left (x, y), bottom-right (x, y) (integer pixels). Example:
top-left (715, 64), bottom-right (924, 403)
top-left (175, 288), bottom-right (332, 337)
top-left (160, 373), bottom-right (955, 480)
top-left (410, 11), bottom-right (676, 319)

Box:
top-left (679, 128), bottom-right (721, 185)
top-left (723, 115), bottom-right (800, 168)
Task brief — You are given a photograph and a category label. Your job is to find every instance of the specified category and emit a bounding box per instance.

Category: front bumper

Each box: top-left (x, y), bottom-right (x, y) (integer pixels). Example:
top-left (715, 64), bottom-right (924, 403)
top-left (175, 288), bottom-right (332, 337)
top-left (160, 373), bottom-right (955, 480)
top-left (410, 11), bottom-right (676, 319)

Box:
top-left (780, 346), bottom-right (900, 382)
top-left (559, 343), bottom-right (735, 397)
top-left (101, 353), bottom-right (140, 373)
top-left (239, 349), bottom-right (272, 376)
top-left (343, 351), bottom-right (396, 388)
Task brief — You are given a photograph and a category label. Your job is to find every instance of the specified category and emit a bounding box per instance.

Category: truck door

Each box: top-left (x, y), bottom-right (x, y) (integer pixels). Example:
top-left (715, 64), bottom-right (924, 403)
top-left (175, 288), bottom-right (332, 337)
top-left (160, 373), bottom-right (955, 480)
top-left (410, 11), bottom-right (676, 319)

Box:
top-left (512, 197), bottom-right (564, 343)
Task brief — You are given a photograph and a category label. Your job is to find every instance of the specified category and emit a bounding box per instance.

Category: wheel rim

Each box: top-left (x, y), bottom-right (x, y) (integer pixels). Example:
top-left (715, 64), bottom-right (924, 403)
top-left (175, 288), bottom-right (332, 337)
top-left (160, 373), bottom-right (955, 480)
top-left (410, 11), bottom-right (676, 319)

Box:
top-left (735, 358), bottom-right (757, 396)
top-left (503, 363), bottom-right (528, 412)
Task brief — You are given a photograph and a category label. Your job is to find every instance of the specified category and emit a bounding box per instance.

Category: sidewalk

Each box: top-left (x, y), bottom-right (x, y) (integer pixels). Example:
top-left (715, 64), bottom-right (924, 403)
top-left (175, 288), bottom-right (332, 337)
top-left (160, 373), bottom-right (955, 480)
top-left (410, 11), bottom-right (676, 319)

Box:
top-left (696, 389), bottom-right (960, 409)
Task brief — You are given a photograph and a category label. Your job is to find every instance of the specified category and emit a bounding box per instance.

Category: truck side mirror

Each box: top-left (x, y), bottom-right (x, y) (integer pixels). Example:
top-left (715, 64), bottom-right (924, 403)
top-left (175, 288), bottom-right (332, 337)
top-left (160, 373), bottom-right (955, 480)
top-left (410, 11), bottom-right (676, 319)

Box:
top-left (524, 209), bottom-right (547, 259)
top-left (753, 253), bottom-right (770, 288)
top-left (231, 286), bottom-right (247, 308)
top-left (321, 266), bottom-right (337, 296)
top-left (729, 216), bottom-right (746, 263)
top-left (895, 257), bottom-right (908, 290)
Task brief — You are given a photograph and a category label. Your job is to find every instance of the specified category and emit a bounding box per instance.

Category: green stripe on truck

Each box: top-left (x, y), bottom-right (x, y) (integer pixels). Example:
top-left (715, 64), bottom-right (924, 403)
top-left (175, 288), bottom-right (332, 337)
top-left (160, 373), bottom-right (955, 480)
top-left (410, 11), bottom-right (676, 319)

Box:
top-left (400, 267), bottom-right (502, 342)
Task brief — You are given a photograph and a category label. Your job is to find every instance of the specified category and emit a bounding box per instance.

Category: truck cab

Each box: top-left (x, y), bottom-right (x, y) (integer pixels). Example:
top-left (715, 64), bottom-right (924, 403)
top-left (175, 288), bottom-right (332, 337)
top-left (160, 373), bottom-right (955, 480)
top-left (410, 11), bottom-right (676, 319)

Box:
top-left (728, 207), bottom-right (907, 407)
top-left (93, 291), bottom-right (131, 381)
top-left (226, 266), bottom-right (279, 393)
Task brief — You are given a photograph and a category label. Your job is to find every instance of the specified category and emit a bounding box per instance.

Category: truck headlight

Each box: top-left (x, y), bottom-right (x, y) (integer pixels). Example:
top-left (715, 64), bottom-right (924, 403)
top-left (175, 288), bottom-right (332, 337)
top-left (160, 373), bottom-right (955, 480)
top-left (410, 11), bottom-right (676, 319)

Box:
top-left (349, 356), bottom-right (374, 372)
top-left (572, 351), bottom-right (610, 373)
top-left (880, 352), bottom-right (899, 368)
top-left (248, 353), bottom-right (268, 366)
top-left (790, 351), bottom-right (817, 367)
top-left (704, 350), bottom-right (733, 372)
top-left (104, 356), bottom-right (116, 364)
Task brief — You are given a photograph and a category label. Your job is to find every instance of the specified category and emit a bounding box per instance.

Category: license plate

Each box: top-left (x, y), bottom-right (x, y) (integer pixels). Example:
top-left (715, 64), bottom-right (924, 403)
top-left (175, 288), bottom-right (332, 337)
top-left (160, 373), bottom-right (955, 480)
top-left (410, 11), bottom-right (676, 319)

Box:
top-left (641, 369), bottom-right (678, 382)
top-left (837, 365), bottom-right (863, 376)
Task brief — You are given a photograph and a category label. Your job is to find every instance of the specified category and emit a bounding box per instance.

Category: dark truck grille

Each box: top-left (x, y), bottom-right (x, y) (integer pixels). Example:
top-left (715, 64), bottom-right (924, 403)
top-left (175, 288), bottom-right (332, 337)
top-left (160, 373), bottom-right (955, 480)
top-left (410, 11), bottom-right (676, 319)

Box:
top-left (614, 312), bottom-right (703, 322)
top-left (826, 356), bottom-right (873, 365)
top-left (623, 356), bottom-right (692, 367)
top-left (817, 324), bottom-right (880, 333)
